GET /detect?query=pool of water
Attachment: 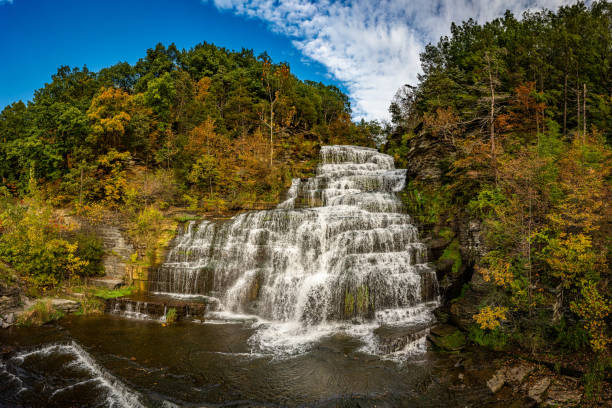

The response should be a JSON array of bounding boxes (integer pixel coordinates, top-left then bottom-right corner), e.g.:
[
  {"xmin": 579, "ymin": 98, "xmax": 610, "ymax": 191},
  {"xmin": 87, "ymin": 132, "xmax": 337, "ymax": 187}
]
[{"xmin": 0, "ymin": 315, "xmax": 508, "ymax": 407}]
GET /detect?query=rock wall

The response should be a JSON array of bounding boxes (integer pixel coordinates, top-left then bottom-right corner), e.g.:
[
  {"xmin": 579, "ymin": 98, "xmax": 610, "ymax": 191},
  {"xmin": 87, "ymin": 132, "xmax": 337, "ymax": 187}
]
[{"xmin": 96, "ymin": 225, "xmax": 134, "ymax": 281}]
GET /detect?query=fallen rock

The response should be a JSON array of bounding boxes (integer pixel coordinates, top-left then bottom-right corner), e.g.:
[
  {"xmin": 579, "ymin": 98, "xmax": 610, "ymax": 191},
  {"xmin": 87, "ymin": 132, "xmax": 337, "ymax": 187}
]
[
  {"xmin": 545, "ymin": 383, "xmax": 582, "ymax": 406},
  {"xmin": 505, "ymin": 364, "xmax": 534, "ymax": 383},
  {"xmin": 487, "ymin": 369, "xmax": 507, "ymax": 393},
  {"xmin": 528, "ymin": 377, "xmax": 551, "ymax": 403}
]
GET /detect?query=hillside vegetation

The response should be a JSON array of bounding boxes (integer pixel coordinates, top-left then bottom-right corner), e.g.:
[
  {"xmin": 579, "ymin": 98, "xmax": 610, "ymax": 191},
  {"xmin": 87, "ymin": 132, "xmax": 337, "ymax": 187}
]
[
  {"xmin": 383, "ymin": 1, "xmax": 610, "ymax": 394},
  {"xmin": 0, "ymin": 43, "xmax": 377, "ymax": 292}
]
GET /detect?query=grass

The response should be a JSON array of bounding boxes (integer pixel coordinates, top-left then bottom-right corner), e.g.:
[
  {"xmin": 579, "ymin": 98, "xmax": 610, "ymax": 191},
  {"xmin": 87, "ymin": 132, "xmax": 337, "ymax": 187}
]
[
  {"xmin": 164, "ymin": 307, "xmax": 177, "ymax": 324},
  {"xmin": 74, "ymin": 296, "xmax": 105, "ymax": 315},
  {"xmin": 93, "ymin": 286, "xmax": 135, "ymax": 299},
  {"xmin": 17, "ymin": 300, "xmax": 64, "ymax": 326},
  {"xmin": 173, "ymin": 214, "xmax": 199, "ymax": 223}
]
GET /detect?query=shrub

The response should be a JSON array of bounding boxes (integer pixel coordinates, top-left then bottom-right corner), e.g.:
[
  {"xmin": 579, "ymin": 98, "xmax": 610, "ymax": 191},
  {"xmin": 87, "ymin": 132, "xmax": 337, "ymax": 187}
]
[
  {"xmin": 75, "ymin": 233, "xmax": 105, "ymax": 277},
  {"xmin": 17, "ymin": 300, "xmax": 64, "ymax": 326}
]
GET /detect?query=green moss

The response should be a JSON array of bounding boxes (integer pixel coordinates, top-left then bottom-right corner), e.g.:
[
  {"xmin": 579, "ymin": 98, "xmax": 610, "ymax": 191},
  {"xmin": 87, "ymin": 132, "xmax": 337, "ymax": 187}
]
[
  {"xmin": 438, "ymin": 227, "xmax": 455, "ymax": 241},
  {"xmin": 93, "ymin": 286, "xmax": 134, "ymax": 299},
  {"xmin": 344, "ymin": 291, "xmax": 355, "ymax": 316},
  {"xmin": 435, "ymin": 330, "xmax": 467, "ymax": 351},
  {"xmin": 440, "ymin": 239, "xmax": 462, "ymax": 275}
]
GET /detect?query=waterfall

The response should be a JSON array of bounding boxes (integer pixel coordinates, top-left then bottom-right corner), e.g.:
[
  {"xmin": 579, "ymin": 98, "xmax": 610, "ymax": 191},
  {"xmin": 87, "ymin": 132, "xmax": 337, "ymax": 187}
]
[{"xmin": 150, "ymin": 145, "xmax": 438, "ymax": 353}]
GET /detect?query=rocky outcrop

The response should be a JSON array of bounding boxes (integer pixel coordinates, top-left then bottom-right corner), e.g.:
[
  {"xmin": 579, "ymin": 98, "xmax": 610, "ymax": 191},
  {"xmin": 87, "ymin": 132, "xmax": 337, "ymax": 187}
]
[
  {"xmin": 0, "ymin": 281, "xmax": 22, "ymax": 328},
  {"xmin": 96, "ymin": 225, "xmax": 133, "ymax": 281},
  {"xmin": 427, "ymin": 324, "xmax": 467, "ymax": 351}
]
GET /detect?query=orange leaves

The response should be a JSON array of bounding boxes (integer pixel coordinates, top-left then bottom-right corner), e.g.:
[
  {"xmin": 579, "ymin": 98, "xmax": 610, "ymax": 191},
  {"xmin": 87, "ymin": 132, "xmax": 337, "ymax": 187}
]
[
  {"xmin": 195, "ymin": 77, "xmax": 211, "ymax": 102},
  {"xmin": 496, "ymin": 81, "xmax": 546, "ymax": 135}
]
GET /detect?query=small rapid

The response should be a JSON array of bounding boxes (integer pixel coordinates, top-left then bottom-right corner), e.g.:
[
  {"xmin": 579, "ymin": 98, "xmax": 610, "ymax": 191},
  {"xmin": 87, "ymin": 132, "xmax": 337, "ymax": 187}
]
[{"xmin": 0, "ymin": 341, "xmax": 143, "ymax": 407}]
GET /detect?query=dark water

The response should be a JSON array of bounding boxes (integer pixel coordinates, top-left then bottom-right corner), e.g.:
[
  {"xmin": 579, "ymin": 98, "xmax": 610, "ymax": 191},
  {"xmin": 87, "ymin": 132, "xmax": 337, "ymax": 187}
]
[{"xmin": 0, "ymin": 315, "xmax": 513, "ymax": 408}]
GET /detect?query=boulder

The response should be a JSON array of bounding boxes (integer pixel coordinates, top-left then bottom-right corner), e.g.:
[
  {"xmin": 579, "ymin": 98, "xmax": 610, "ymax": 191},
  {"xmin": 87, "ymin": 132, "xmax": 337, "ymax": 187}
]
[
  {"xmin": 545, "ymin": 383, "xmax": 582, "ymax": 406},
  {"xmin": 49, "ymin": 299, "xmax": 81, "ymax": 313},
  {"xmin": 528, "ymin": 377, "xmax": 551, "ymax": 403},
  {"xmin": 505, "ymin": 364, "xmax": 534, "ymax": 383},
  {"xmin": 487, "ymin": 363, "xmax": 534, "ymax": 394},
  {"xmin": 89, "ymin": 278, "xmax": 124, "ymax": 289}
]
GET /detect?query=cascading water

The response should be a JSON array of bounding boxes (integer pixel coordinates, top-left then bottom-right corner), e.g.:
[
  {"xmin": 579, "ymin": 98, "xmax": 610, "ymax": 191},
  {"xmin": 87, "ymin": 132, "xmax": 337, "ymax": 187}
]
[{"xmin": 150, "ymin": 145, "xmax": 439, "ymax": 355}]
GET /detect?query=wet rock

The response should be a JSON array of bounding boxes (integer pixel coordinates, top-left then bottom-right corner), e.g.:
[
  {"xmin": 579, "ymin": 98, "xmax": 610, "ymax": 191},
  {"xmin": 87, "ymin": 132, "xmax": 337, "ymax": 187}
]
[
  {"xmin": 528, "ymin": 377, "xmax": 551, "ymax": 402},
  {"xmin": 373, "ymin": 324, "xmax": 430, "ymax": 354},
  {"xmin": 427, "ymin": 324, "xmax": 466, "ymax": 351}
]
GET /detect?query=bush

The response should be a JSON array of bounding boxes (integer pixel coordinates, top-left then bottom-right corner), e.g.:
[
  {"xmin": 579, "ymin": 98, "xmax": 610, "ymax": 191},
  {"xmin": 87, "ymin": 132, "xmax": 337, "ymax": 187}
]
[{"xmin": 75, "ymin": 233, "xmax": 105, "ymax": 277}]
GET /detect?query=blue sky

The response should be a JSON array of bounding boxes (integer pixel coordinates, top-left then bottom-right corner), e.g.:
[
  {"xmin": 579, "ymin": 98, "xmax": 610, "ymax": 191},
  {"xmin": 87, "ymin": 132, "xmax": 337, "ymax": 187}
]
[
  {"xmin": 0, "ymin": 0, "xmax": 340, "ymax": 110},
  {"xmin": 1, "ymin": 0, "xmax": 576, "ymax": 119}
]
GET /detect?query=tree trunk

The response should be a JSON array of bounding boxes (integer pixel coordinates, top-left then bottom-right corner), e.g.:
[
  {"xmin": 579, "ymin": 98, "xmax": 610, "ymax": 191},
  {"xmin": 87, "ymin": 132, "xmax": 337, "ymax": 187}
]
[
  {"xmin": 583, "ymin": 83, "xmax": 587, "ymax": 141},
  {"xmin": 563, "ymin": 74, "xmax": 568, "ymax": 137},
  {"xmin": 485, "ymin": 52, "xmax": 497, "ymax": 183},
  {"xmin": 577, "ymin": 87, "xmax": 580, "ymax": 139}
]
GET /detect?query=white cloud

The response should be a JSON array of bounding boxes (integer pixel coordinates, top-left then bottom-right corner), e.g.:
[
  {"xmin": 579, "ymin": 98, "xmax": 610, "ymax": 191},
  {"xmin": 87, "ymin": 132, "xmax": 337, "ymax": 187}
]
[
  {"xmin": 0, "ymin": 0, "xmax": 14, "ymax": 4},
  {"xmin": 206, "ymin": 0, "xmax": 577, "ymax": 120}
]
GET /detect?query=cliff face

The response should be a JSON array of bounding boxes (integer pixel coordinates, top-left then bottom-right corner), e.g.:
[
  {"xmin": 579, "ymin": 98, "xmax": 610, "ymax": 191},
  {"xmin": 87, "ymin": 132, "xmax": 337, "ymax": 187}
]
[{"xmin": 392, "ymin": 134, "xmax": 490, "ymax": 328}]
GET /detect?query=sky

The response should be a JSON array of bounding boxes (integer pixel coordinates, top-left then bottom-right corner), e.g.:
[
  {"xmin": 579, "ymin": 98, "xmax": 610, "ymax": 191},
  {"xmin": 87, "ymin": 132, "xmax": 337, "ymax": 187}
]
[{"xmin": 1, "ymin": 0, "xmax": 579, "ymax": 120}]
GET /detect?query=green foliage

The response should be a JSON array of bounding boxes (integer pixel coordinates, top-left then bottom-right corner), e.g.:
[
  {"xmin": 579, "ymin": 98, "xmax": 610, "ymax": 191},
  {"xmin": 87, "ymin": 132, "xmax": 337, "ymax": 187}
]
[
  {"xmin": 0, "ymin": 199, "xmax": 88, "ymax": 290},
  {"xmin": 17, "ymin": 300, "xmax": 64, "ymax": 326},
  {"xmin": 400, "ymin": 181, "xmax": 450, "ymax": 225},
  {"xmin": 583, "ymin": 356, "xmax": 612, "ymax": 402},
  {"xmin": 552, "ymin": 318, "xmax": 589, "ymax": 353},
  {"xmin": 0, "ymin": 42, "xmax": 377, "ymax": 209},
  {"xmin": 93, "ymin": 286, "xmax": 134, "ymax": 299},
  {"xmin": 467, "ymin": 325, "xmax": 509, "ymax": 351}
]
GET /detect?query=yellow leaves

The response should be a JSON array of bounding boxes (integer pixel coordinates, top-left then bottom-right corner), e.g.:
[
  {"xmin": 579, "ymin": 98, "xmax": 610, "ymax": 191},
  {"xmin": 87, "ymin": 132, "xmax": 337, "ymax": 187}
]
[
  {"xmin": 87, "ymin": 87, "xmax": 135, "ymax": 146},
  {"xmin": 473, "ymin": 306, "xmax": 508, "ymax": 330},
  {"xmin": 570, "ymin": 281, "xmax": 611, "ymax": 353},
  {"xmin": 542, "ymin": 232, "xmax": 602, "ymax": 289},
  {"xmin": 195, "ymin": 77, "xmax": 211, "ymax": 102},
  {"xmin": 477, "ymin": 252, "xmax": 513, "ymax": 287}
]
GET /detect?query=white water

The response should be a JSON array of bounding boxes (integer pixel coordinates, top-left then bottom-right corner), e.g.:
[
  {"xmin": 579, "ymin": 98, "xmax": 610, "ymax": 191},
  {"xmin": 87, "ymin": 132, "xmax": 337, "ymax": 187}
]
[
  {"xmin": 150, "ymin": 145, "xmax": 439, "ymax": 355},
  {"xmin": 5, "ymin": 341, "xmax": 143, "ymax": 408}
]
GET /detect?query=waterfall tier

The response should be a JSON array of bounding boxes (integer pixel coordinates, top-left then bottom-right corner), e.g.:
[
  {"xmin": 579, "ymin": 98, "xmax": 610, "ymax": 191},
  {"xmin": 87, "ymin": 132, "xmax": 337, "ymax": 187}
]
[{"xmin": 149, "ymin": 145, "xmax": 438, "ymax": 353}]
